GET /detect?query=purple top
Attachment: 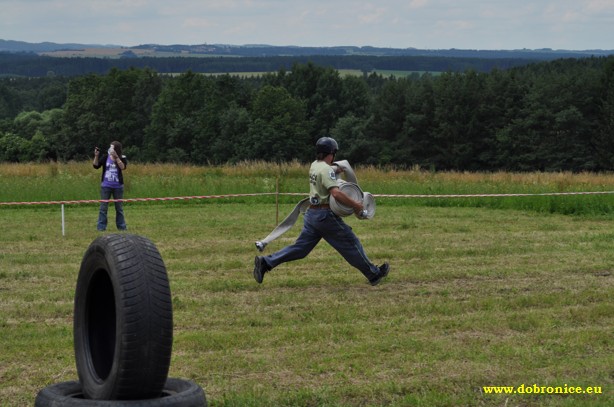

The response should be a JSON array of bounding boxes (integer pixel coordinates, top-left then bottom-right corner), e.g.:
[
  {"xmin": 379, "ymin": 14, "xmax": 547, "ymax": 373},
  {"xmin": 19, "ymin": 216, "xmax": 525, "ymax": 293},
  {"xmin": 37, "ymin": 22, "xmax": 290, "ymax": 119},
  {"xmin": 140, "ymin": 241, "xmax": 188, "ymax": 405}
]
[{"xmin": 101, "ymin": 156, "xmax": 122, "ymax": 188}]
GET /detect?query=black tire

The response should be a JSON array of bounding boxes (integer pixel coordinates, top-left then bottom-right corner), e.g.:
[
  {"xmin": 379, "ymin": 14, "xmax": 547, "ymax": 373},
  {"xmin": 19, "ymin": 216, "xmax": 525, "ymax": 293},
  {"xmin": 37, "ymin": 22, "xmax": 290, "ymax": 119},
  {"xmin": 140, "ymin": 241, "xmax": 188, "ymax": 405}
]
[
  {"xmin": 34, "ymin": 378, "xmax": 207, "ymax": 406},
  {"xmin": 74, "ymin": 234, "xmax": 173, "ymax": 400}
]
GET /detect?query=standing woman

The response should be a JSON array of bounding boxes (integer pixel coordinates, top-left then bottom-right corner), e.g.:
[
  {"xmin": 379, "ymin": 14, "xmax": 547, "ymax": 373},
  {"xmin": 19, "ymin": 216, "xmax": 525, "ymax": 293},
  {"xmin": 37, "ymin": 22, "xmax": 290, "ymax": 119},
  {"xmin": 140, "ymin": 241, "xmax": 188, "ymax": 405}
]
[{"xmin": 93, "ymin": 141, "xmax": 128, "ymax": 231}]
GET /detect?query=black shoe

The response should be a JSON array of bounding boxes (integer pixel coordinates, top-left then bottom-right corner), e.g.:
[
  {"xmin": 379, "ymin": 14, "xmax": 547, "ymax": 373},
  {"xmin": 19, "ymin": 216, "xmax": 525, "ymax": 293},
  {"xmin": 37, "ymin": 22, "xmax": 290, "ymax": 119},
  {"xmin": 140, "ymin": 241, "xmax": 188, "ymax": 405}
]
[
  {"xmin": 254, "ymin": 256, "xmax": 270, "ymax": 284},
  {"xmin": 369, "ymin": 262, "xmax": 390, "ymax": 286}
]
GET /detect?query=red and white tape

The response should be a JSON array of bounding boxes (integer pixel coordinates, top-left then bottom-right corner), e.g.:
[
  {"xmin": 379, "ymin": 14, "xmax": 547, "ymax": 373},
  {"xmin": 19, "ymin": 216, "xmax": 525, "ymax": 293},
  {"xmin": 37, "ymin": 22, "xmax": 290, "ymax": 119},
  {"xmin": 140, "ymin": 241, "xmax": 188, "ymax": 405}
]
[
  {"xmin": 0, "ymin": 192, "xmax": 280, "ymax": 206},
  {"xmin": 2, "ymin": 190, "xmax": 614, "ymax": 207},
  {"xmin": 374, "ymin": 191, "xmax": 614, "ymax": 198}
]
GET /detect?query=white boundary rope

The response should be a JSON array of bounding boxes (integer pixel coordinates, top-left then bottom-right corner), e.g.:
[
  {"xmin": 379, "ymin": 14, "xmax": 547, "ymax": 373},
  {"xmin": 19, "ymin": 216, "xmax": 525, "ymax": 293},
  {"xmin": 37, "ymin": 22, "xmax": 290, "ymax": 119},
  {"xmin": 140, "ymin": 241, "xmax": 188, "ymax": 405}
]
[
  {"xmin": 2, "ymin": 190, "xmax": 614, "ymax": 207},
  {"xmin": 374, "ymin": 191, "xmax": 614, "ymax": 198},
  {"xmin": 3, "ymin": 190, "xmax": 614, "ymax": 237},
  {"xmin": 0, "ymin": 192, "xmax": 279, "ymax": 206},
  {"xmin": 0, "ymin": 193, "xmax": 280, "ymax": 236}
]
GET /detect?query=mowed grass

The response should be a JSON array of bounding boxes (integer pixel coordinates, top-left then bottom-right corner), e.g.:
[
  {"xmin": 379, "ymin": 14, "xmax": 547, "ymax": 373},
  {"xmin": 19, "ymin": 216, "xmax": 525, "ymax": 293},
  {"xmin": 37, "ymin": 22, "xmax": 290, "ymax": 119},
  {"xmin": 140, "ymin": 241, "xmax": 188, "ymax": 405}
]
[{"xmin": 0, "ymin": 163, "xmax": 613, "ymax": 406}]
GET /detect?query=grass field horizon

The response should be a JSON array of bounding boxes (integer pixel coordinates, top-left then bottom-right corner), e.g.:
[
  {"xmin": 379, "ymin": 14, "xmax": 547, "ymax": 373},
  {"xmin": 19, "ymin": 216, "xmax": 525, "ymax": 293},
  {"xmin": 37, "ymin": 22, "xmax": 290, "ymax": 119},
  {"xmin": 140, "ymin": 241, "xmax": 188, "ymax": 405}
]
[{"xmin": 1, "ymin": 162, "xmax": 612, "ymax": 406}]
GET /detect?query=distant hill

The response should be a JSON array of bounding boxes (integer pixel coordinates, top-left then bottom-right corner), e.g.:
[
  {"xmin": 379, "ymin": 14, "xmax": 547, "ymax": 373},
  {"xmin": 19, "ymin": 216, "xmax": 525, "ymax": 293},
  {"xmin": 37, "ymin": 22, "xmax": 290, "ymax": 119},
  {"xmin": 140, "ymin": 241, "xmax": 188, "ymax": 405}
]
[
  {"xmin": 2, "ymin": 39, "xmax": 613, "ymax": 60},
  {"xmin": 0, "ymin": 39, "xmax": 120, "ymax": 53},
  {"xmin": 2, "ymin": 39, "xmax": 614, "ymax": 78}
]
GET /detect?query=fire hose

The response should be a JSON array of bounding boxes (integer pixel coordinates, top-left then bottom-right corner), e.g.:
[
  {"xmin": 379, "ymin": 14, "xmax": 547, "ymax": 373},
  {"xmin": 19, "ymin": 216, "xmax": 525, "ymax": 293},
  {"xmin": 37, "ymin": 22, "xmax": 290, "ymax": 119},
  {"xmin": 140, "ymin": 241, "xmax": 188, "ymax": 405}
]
[{"xmin": 255, "ymin": 160, "xmax": 375, "ymax": 252}]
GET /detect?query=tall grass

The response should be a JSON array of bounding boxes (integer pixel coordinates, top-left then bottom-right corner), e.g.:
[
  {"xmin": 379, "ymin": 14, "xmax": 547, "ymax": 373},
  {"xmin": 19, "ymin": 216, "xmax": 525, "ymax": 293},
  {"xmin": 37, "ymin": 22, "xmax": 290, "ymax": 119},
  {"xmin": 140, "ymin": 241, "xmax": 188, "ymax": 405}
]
[{"xmin": 2, "ymin": 162, "xmax": 614, "ymax": 216}]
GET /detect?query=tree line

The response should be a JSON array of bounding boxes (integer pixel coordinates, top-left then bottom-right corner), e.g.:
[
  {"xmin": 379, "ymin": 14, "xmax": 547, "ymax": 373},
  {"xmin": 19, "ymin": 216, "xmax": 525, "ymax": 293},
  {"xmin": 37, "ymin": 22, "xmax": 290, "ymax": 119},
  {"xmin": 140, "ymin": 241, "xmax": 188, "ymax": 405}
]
[
  {"xmin": 0, "ymin": 52, "xmax": 537, "ymax": 77},
  {"xmin": 1, "ymin": 56, "xmax": 614, "ymax": 171}
]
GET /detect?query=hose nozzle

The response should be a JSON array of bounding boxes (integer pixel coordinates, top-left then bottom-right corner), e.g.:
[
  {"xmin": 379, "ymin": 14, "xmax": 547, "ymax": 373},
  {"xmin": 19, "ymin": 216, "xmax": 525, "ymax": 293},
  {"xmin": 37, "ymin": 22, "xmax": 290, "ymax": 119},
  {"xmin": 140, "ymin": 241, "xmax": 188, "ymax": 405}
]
[{"xmin": 255, "ymin": 241, "xmax": 266, "ymax": 252}]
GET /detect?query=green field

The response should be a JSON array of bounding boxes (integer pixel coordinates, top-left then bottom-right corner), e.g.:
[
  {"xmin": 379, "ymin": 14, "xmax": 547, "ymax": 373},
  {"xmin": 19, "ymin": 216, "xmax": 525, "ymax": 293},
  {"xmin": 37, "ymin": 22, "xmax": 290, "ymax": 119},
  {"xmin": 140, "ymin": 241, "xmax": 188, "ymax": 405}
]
[
  {"xmin": 0, "ymin": 163, "xmax": 612, "ymax": 406},
  {"xmin": 335, "ymin": 69, "xmax": 416, "ymax": 77}
]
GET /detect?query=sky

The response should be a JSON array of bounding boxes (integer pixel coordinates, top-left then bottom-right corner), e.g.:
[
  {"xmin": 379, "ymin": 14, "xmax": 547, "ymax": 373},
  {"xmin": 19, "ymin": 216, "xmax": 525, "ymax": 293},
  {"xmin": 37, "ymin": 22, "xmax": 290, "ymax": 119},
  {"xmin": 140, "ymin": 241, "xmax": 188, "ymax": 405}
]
[{"xmin": 1, "ymin": 0, "xmax": 613, "ymax": 50}]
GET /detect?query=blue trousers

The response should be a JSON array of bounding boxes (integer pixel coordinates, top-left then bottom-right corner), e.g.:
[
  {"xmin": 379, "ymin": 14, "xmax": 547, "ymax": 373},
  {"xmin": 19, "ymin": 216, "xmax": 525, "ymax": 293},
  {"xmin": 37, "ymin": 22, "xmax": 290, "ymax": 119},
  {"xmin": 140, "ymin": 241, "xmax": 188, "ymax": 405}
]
[
  {"xmin": 97, "ymin": 186, "xmax": 127, "ymax": 231},
  {"xmin": 264, "ymin": 208, "xmax": 379, "ymax": 280}
]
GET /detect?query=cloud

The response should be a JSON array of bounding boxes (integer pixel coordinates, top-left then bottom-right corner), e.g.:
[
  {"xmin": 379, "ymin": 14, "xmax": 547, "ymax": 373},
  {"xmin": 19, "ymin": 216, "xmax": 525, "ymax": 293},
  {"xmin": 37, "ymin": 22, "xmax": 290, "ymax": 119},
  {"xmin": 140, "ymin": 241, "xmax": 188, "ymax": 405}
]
[
  {"xmin": 182, "ymin": 17, "xmax": 217, "ymax": 29},
  {"xmin": 585, "ymin": 0, "xmax": 614, "ymax": 12},
  {"xmin": 357, "ymin": 4, "xmax": 388, "ymax": 25},
  {"xmin": 0, "ymin": 0, "xmax": 612, "ymax": 49},
  {"xmin": 409, "ymin": 0, "xmax": 429, "ymax": 9}
]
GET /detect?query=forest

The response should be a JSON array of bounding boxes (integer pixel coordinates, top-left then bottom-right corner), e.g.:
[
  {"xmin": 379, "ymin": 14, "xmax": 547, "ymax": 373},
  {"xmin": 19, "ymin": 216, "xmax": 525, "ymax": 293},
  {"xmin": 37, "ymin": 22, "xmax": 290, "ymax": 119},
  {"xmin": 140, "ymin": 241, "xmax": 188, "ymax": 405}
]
[
  {"xmin": 0, "ymin": 52, "xmax": 538, "ymax": 77},
  {"xmin": 1, "ymin": 55, "xmax": 614, "ymax": 171}
]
